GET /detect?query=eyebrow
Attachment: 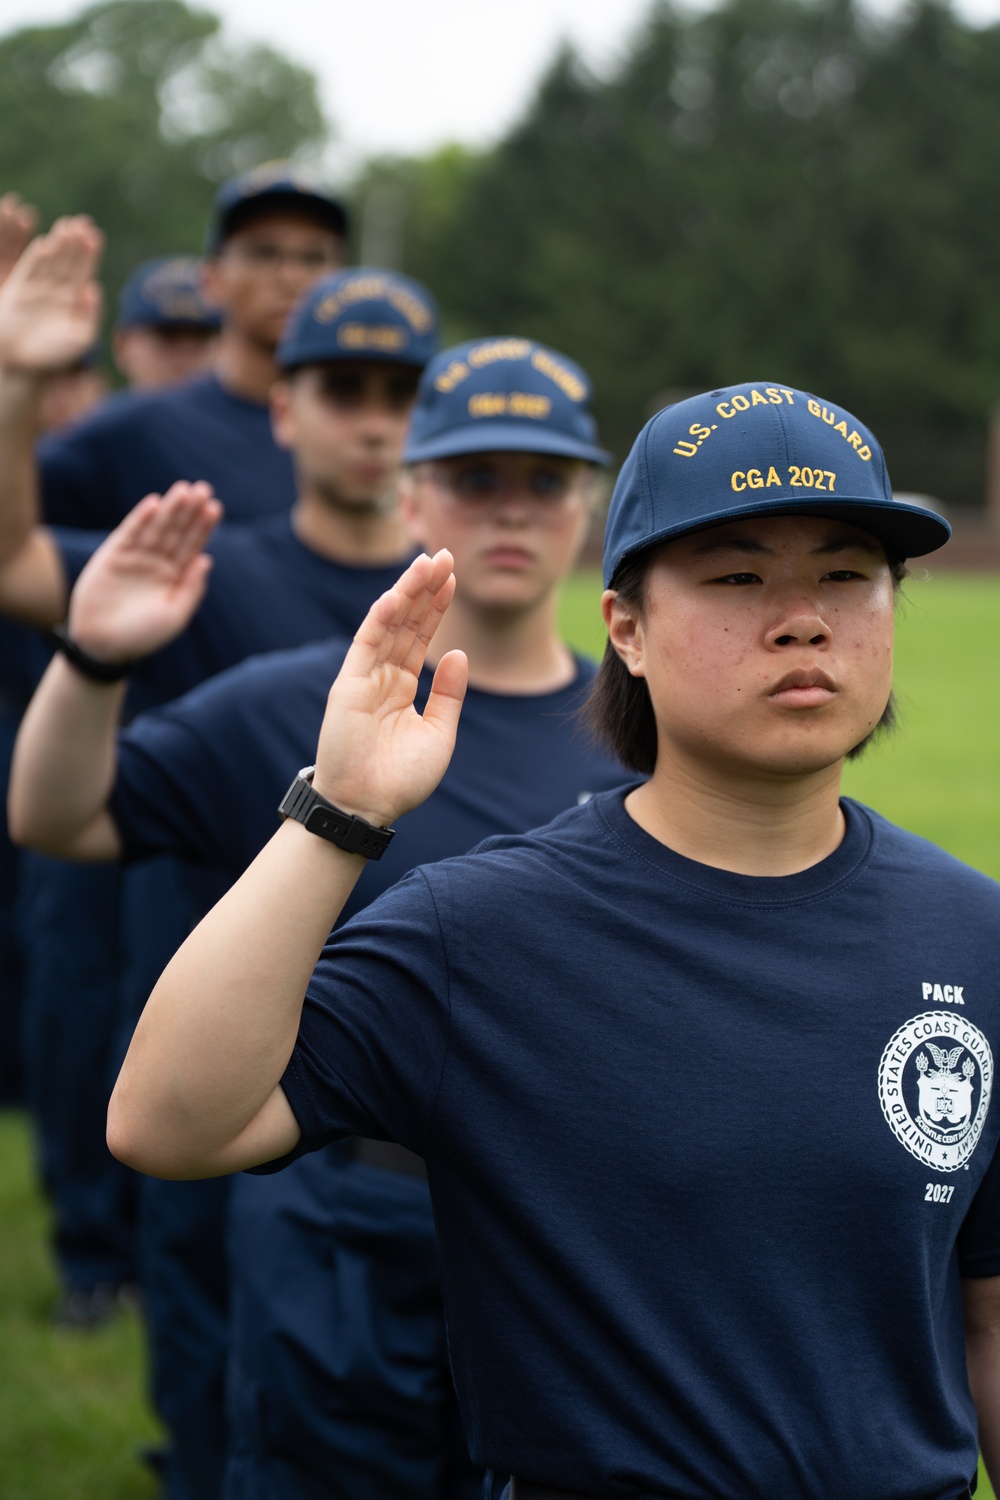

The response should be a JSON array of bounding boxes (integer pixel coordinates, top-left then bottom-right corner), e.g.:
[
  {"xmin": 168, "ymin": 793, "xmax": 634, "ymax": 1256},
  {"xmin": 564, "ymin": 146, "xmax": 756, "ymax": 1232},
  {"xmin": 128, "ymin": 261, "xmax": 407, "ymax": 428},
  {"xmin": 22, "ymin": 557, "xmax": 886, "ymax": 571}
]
[{"xmin": 691, "ymin": 534, "xmax": 883, "ymax": 559}]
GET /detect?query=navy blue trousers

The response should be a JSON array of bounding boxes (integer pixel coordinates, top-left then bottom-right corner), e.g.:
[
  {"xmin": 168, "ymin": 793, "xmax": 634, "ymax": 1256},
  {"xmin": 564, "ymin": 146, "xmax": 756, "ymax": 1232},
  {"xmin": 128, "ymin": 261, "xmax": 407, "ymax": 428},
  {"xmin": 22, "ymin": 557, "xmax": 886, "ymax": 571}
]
[
  {"xmin": 19, "ymin": 852, "xmax": 137, "ymax": 1290},
  {"xmin": 225, "ymin": 1148, "xmax": 483, "ymax": 1500}
]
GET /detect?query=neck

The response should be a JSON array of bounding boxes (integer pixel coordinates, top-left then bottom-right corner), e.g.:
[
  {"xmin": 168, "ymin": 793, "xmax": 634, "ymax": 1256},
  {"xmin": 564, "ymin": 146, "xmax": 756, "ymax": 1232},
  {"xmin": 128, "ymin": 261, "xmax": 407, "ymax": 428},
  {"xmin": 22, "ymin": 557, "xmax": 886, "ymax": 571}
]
[
  {"xmin": 626, "ymin": 749, "xmax": 845, "ymax": 877},
  {"xmin": 291, "ymin": 487, "xmax": 412, "ymax": 565},
  {"xmin": 212, "ymin": 326, "xmax": 279, "ymax": 405},
  {"xmin": 428, "ymin": 592, "xmax": 576, "ymax": 694}
]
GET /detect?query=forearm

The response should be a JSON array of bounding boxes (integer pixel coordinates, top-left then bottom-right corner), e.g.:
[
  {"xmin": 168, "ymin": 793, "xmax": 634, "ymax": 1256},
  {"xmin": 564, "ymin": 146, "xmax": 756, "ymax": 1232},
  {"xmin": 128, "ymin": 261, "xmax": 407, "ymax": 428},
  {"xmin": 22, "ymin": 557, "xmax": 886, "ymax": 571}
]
[
  {"xmin": 0, "ymin": 367, "xmax": 43, "ymax": 562},
  {"xmin": 107, "ymin": 818, "xmax": 366, "ymax": 1178},
  {"xmin": 8, "ymin": 655, "xmax": 124, "ymax": 857}
]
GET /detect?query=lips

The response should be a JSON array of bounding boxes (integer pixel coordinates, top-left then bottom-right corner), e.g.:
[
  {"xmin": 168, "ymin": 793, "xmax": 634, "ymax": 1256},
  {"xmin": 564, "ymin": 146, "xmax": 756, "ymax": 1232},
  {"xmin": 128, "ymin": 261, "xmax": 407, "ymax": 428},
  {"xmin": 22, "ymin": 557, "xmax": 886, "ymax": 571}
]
[
  {"xmin": 767, "ymin": 668, "xmax": 837, "ymax": 708},
  {"xmin": 483, "ymin": 546, "xmax": 535, "ymax": 569}
]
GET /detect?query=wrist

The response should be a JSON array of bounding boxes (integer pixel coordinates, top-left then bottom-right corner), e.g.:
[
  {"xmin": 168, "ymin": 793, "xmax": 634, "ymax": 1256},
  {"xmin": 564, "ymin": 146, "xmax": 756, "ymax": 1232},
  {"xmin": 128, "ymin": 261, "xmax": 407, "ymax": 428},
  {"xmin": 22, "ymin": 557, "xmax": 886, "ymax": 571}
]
[
  {"xmin": 50, "ymin": 624, "xmax": 132, "ymax": 684},
  {"xmin": 278, "ymin": 768, "xmax": 396, "ymax": 861}
]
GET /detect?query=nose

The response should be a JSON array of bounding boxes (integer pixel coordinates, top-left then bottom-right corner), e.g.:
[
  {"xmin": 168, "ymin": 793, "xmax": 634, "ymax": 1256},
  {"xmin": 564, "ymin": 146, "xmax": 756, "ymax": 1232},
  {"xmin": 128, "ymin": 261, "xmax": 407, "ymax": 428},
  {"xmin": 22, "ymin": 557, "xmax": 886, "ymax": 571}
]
[
  {"xmin": 765, "ymin": 602, "xmax": 830, "ymax": 650},
  {"xmin": 490, "ymin": 484, "xmax": 535, "ymax": 524}
]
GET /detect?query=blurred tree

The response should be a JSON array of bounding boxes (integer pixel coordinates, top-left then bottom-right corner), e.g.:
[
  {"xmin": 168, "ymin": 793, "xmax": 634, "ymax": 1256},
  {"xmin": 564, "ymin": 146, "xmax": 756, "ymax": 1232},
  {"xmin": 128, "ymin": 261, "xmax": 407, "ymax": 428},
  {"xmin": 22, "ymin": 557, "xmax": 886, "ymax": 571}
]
[
  {"xmin": 354, "ymin": 0, "xmax": 1000, "ymax": 505},
  {"xmin": 0, "ymin": 0, "xmax": 328, "ymax": 336}
]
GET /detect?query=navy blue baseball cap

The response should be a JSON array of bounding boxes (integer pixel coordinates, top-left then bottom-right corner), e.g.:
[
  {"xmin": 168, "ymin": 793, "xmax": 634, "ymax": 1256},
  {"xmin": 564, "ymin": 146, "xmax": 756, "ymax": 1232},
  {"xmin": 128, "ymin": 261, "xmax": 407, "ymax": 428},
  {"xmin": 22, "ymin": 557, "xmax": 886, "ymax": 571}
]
[
  {"xmin": 116, "ymin": 256, "xmax": 221, "ymax": 331},
  {"xmin": 603, "ymin": 381, "xmax": 950, "ymax": 583},
  {"xmin": 277, "ymin": 268, "xmax": 439, "ymax": 371},
  {"xmin": 404, "ymin": 337, "xmax": 611, "ymax": 465},
  {"xmin": 207, "ymin": 161, "xmax": 348, "ymax": 251}
]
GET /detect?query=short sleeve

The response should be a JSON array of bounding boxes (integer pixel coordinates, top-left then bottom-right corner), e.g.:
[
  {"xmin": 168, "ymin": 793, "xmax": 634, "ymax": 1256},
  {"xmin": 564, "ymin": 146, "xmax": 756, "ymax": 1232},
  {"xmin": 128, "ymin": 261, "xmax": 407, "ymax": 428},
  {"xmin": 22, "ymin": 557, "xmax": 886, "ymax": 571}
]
[
  {"xmin": 959, "ymin": 1138, "xmax": 1000, "ymax": 1277},
  {"xmin": 111, "ymin": 710, "xmax": 240, "ymax": 870},
  {"xmin": 261, "ymin": 869, "xmax": 452, "ymax": 1169}
]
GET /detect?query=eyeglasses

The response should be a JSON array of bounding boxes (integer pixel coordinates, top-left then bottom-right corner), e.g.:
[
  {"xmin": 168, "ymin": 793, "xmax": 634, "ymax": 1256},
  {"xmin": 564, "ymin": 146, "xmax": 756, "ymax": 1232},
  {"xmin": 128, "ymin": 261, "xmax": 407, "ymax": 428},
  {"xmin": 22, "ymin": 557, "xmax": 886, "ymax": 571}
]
[
  {"xmin": 221, "ymin": 244, "xmax": 341, "ymax": 273},
  {"xmin": 423, "ymin": 461, "xmax": 586, "ymax": 519}
]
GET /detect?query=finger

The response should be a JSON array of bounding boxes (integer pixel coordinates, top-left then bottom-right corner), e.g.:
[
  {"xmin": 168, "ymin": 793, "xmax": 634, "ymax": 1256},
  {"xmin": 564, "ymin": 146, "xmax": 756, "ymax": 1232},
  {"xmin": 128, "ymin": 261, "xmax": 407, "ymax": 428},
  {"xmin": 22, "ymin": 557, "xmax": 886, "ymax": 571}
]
[
  {"xmin": 163, "ymin": 493, "xmax": 221, "ymax": 570},
  {"xmin": 144, "ymin": 483, "xmax": 217, "ymax": 562},
  {"xmin": 49, "ymin": 219, "xmax": 100, "ymax": 286},
  {"xmin": 420, "ymin": 649, "xmax": 468, "ymax": 744},
  {"xmin": 375, "ymin": 549, "xmax": 457, "ymax": 673},
  {"xmin": 397, "ymin": 570, "xmax": 457, "ymax": 680},
  {"xmin": 27, "ymin": 218, "xmax": 98, "ymax": 288},
  {"xmin": 347, "ymin": 553, "xmax": 439, "ymax": 676},
  {"xmin": 111, "ymin": 493, "xmax": 164, "ymax": 550},
  {"xmin": 173, "ymin": 552, "xmax": 214, "ymax": 609}
]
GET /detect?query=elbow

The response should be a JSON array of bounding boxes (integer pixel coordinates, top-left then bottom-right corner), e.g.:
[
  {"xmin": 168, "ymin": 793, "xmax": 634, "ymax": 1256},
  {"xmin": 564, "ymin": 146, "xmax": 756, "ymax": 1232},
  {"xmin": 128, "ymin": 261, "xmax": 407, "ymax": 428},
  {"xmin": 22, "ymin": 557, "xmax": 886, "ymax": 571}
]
[
  {"xmin": 106, "ymin": 1088, "xmax": 153, "ymax": 1174},
  {"xmin": 106, "ymin": 1079, "xmax": 219, "ymax": 1181},
  {"xmin": 106, "ymin": 1085, "xmax": 181, "ymax": 1178},
  {"xmin": 5, "ymin": 791, "xmax": 43, "ymax": 851},
  {"xmin": 6, "ymin": 806, "xmax": 70, "ymax": 857}
]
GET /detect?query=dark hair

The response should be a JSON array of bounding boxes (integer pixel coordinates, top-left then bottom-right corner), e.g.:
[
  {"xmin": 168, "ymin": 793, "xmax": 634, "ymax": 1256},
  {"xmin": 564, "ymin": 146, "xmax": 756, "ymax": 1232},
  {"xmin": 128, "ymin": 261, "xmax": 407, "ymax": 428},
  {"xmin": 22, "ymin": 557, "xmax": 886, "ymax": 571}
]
[{"xmin": 584, "ymin": 542, "xmax": 907, "ymax": 775}]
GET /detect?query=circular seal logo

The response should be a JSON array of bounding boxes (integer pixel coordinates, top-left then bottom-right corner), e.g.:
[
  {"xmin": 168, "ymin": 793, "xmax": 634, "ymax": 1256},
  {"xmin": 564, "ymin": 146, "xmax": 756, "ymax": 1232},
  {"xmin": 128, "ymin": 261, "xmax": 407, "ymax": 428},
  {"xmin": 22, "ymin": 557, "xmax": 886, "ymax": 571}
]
[{"xmin": 879, "ymin": 1012, "xmax": 993, "ymax": 1172}]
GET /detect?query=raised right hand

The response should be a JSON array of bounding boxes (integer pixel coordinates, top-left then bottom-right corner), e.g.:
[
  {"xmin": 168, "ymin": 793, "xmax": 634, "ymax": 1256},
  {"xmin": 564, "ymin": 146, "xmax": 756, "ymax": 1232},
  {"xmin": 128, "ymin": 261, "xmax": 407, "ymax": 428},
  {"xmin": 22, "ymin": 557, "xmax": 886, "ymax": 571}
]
[
  {"xmin": 0, "ymin": 215, "xmax": 102, "ymax": 372},
  {"xmin": 312, "ymin": 550, "xmax": 468, "ymax": 829},
  {"xmin": 67, "ymin": 482, "xmax": 223, "ymax": 665}
]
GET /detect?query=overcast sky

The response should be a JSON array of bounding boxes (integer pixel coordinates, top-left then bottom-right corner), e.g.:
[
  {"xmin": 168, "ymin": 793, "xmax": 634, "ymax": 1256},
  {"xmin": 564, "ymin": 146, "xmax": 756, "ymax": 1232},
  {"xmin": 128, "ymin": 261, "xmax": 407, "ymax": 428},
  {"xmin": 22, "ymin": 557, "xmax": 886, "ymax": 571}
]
[{"xmin": 2, "ymin": 0, "xmax": 999, "ymax": 174}]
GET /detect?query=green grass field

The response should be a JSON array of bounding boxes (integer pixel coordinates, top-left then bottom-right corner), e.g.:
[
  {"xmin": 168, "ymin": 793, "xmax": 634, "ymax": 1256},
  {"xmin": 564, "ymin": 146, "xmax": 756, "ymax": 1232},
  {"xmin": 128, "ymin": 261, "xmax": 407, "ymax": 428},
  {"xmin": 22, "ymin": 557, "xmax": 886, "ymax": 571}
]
[{"xmin": 1, "ymin": 568, "xmax": 998, "ymax": 1497}]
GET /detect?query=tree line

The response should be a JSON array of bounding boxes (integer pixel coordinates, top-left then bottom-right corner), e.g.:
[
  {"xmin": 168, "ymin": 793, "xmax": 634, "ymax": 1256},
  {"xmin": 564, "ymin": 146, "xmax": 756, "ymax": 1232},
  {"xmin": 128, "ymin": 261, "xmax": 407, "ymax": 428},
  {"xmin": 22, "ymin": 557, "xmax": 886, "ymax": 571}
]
[{"xmin": 3, "ymin": 0, "xmax": 1000, "ymax": 506}]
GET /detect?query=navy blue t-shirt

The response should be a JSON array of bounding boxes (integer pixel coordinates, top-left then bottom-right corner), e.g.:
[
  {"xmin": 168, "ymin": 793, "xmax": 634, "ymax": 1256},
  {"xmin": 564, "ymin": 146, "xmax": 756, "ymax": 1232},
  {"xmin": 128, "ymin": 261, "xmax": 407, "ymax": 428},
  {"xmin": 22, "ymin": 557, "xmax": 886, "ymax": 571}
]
[
  {"xmin": 55, "ymin": 518, "xmax": 410, "ymax": 713},
  {"xmin": 272, "ymin": 791, "xmax": 1000, "ymax": 1499},
  {"xmin": 109, "ymin": 640, "xmax": 625, "ymax": 919},
  {"xmin": 39, "ymin": 374, "xmax": 295, "ymax": 530}
]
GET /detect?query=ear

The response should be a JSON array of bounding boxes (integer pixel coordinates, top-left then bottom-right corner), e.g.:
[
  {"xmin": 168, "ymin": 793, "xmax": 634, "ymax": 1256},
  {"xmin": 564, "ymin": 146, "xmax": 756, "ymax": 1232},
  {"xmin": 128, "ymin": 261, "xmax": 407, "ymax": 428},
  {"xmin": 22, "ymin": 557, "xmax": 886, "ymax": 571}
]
[
  {"xmin": 396, "ymin": 472, "xmax": 426, "ymax": 548},
  {"xmin": 269, "ymin": 380, "xmax": 295, "ymax": 450},
  {"xmin": 602, "ymin": 589, "xmax": 647, "ymax": 678},
  {"xmin": 199, "ymin": 257, "xmax": 223, "ymax": 311}
]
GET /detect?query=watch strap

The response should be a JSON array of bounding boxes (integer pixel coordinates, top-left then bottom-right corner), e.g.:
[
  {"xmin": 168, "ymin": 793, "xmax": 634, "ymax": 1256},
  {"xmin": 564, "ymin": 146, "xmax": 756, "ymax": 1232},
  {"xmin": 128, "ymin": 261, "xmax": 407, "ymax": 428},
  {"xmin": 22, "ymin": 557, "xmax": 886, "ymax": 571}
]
[
  {"xmin": 49, "ymin": 624, "xmax": 132, "ymax": 683},
  {"xmin": 278, "ymin": 768, "xmax": 394, "ymax": 860}
]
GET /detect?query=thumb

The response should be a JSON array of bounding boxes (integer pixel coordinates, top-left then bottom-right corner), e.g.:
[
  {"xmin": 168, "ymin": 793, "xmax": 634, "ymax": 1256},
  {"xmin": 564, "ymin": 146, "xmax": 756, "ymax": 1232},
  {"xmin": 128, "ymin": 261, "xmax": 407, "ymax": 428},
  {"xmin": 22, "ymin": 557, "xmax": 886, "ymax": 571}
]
[{"xmin": 420, "ymin": 650, "xmax": 468, "ymax": 744}]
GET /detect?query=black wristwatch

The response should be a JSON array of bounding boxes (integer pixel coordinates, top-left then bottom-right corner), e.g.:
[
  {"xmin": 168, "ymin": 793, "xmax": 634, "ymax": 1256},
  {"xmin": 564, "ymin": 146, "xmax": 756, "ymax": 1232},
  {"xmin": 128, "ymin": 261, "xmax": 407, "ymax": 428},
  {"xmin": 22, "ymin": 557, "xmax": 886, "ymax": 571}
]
[{"xmin": 277, "ymin": 767, "xmax": 395, "ymax": 860}]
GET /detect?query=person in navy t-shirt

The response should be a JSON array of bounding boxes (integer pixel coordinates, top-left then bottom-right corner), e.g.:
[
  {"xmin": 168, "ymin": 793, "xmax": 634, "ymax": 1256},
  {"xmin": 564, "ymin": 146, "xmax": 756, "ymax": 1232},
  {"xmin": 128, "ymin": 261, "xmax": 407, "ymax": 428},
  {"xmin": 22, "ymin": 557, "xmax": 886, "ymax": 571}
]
[
  {"xmin": 100, "ymin": 383, "xmax": 1000, "ymax": 1500},
  {"xmin": 0, "ymin": 259, "xmax": 440, "ymax": 1498},
  {"xmin": 10, "ymin": 337, "xmax": 622, "ymax": 1499},
  {"xmin": 0, "ymin": 163, "xmax": 348, "ymax": 533}
]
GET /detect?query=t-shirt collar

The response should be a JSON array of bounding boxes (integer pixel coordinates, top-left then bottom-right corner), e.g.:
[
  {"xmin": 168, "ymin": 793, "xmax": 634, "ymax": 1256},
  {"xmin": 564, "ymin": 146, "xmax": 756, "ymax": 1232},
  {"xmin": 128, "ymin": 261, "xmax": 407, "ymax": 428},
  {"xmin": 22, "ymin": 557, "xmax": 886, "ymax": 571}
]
[{"xmin": 594, "ymin": 787, "xmax": 875, "ymax": 908}]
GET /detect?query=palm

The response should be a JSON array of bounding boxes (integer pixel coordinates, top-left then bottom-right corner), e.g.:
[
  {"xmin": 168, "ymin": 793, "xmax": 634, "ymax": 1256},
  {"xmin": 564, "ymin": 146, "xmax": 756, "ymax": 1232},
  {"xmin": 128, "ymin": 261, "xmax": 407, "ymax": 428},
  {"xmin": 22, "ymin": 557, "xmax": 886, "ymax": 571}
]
[
  {"xmin": 0, "ymin": 217, "xmax": 102, "ymax": 372},
  {"xmin": 67, "ymin": 485, "xmax": 222, "ymax": 665},
  {"xmin": 313, "ymin": 552, "xmax": 468, "ymax": 828}
]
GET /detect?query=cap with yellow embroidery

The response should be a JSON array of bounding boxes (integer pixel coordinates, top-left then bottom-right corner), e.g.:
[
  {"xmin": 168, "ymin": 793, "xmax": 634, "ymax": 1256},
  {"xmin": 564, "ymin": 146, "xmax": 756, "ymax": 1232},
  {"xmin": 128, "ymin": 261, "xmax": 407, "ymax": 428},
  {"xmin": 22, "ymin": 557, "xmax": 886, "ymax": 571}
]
[
  {"xmin": 277, "ymin": 268, "xmax": 439, "ymax": 371},
  {"xmin": 117, "ymin": 256, "xmax": 221, "ymax": 331},
  {"xmin": 404, "ymin": 337, "xmax": 611, "ymax": 465},
  {"xmin": 602, "ymin": 380, "xmax": 950, "ymax": 584},
  {"xmin": 208, "ymin": 160, "xmax": 348, "ymax": 251}
]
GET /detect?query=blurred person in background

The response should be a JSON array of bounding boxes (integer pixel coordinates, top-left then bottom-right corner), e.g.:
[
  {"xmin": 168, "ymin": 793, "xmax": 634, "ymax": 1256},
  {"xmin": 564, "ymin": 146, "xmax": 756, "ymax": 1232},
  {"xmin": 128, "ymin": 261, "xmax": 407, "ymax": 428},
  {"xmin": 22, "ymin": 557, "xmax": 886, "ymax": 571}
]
[
  {"xmin": 111, "ymin": 255, "xmax": 220, "ymax": 391},
  {"xmin": 0, "ymin": 241, "xmax": 437, "ymax": 1499}
]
